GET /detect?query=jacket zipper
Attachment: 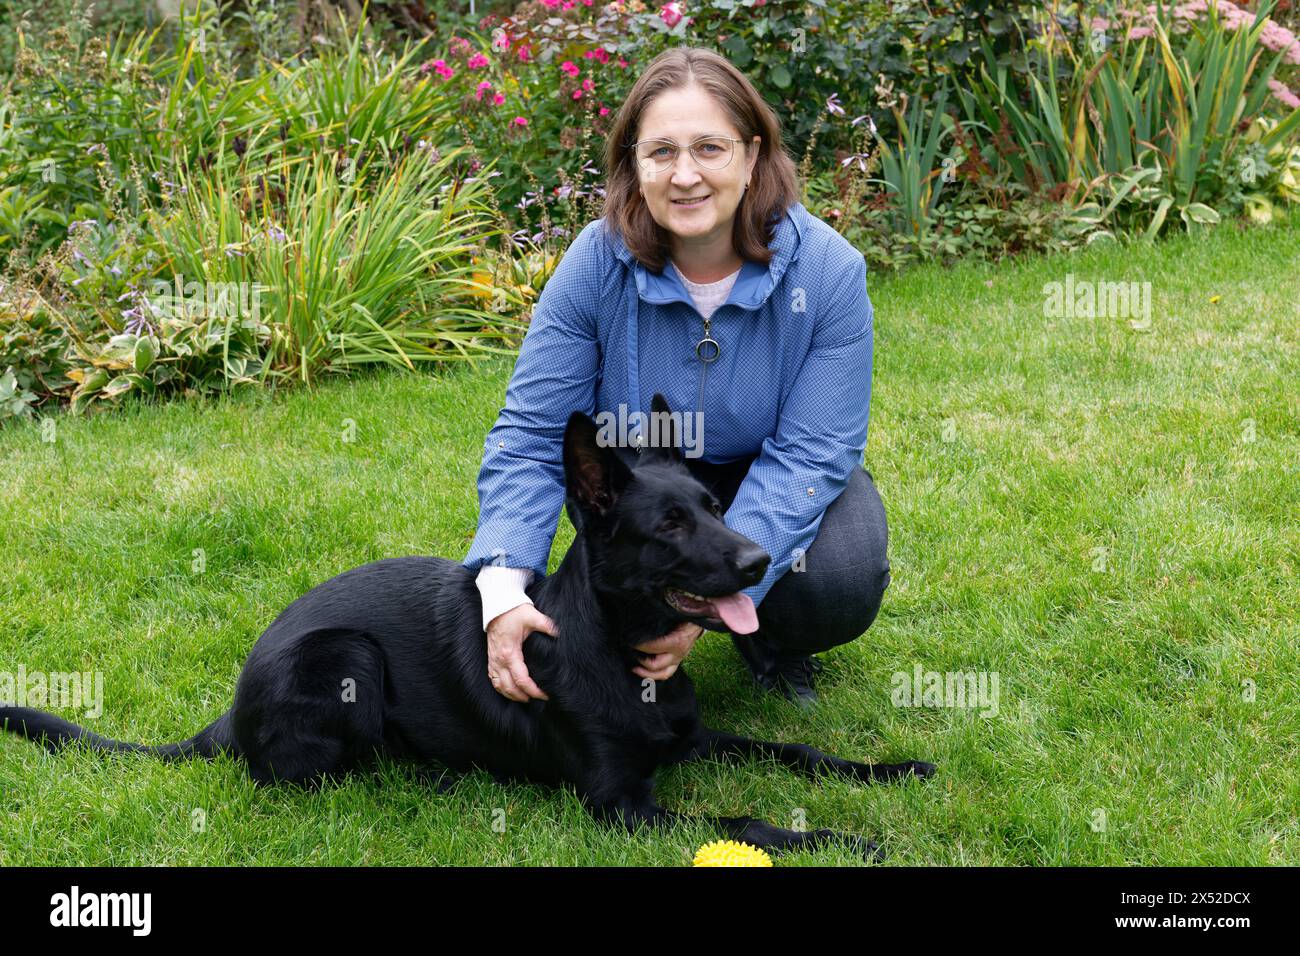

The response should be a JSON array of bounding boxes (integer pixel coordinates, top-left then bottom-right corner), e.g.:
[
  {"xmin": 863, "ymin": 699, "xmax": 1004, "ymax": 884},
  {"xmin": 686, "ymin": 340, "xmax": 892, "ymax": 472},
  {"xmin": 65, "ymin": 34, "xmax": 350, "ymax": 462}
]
[{"xmin": 696, "ymin": 310, "xmax": 713, "ymax": 414}]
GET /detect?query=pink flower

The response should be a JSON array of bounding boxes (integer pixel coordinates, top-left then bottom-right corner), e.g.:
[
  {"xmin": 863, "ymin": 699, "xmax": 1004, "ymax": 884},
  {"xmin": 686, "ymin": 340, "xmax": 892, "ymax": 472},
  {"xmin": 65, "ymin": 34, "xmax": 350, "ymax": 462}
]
[
  {"xmin": 560, "ymin": 60, "xmax": 581, "ymax": 77},
  {"xmin": 1138, "ymin": 1, "xmax": 1300, "ymax": 66},
  {"xmin": 660, "ymin": 3, "xmax": 684, "ymax": 29},
  {"xmin": 493, "ymin": 92, "xmax": 506, "ymax": 105},
  {"xmin": 1267, "ymin": 78, "xmax": 1300, "ymax": 110},
  {"xmin": 584, "ymin": 48, "xmax": 610, "ymax": 63},
  {"xmin": 617, "ymin": 57, "xmax": 629, "ymax": 68},
  {"xmin": 512, "ymin": 116, "xmax": 529, "ymax": 127},
  {"xmin": 599, "ymin": 105, "xmax": 610, "ymax": 116},
  {"xmin": 475, "ymin": 80, "xmax": 493, "ymax": 101},
  {"xmin": 467, "ymin": 53, "xmax": 490, "ymax": 69},
  {"xmin": 431, "ymin": 59, "xmax": 455, "ymax": 80},
  {"xmin": 493, "ymin": 32, "xmax": 511, "ymax": 51},
  {"xmin": 573, "ymin": 89, "xmax": 584, "ymax": 99},
  {"xmin": 1260, "ymin": 21, "xmax": 1300, "ymax": 65},
  {"xmin": 541, "ymin": 0, "xmax": 562, "ymax": 7},
  {"xmin": 517, "ymin": 45, "xmax": 532, "ymax": 62},
  {"xmin": 582, "ymin": 78, "xmax": 595, "ymax": 92},
  {"xmin": 449, "ymin": 37, "xmax": 471, "ymax": 55}
]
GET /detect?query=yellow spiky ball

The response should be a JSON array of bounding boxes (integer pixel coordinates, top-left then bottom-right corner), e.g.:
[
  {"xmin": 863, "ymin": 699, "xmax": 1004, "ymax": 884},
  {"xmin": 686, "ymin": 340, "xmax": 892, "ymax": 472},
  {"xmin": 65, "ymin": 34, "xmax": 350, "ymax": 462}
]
[{"xmin": 692, "ymin": 840, "xmax": 773, "ymax": 867}]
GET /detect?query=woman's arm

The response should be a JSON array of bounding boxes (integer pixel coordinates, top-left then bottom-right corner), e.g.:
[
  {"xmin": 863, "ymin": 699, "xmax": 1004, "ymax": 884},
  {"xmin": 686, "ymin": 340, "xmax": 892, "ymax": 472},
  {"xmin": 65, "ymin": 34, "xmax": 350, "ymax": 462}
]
[
  {"xmin": 462, "ymin": 222, "xmax": 606, "ymax": 580},
  {"xmin": 722, "ymin": 251, "xmax": 875, "ymax": 610},
  {"xmin": 475, "ymin": 565, "xmax": 535, "ymax": 632}
]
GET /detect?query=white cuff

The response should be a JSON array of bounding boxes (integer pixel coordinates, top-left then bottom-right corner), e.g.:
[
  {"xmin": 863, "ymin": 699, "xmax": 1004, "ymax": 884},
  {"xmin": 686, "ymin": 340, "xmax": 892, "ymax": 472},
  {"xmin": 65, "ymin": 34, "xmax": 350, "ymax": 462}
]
[{"xmin": 475, "ymin": 565, "xmax": 536, "ymax": 632}]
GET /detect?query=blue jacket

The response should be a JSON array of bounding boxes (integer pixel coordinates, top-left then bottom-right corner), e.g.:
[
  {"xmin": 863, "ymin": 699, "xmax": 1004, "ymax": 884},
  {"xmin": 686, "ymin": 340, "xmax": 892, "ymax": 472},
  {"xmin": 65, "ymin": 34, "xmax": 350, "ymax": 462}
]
[{"xmin": 462, "ymin": 200, "xmax": 875, "ymax": 609}]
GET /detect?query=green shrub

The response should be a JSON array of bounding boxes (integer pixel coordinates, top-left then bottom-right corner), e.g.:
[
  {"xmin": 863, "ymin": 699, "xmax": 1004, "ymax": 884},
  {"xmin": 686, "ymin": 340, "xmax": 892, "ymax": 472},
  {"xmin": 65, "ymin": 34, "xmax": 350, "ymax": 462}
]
[
  {"xmin": 953, "ymin": 1, "xmax": 1300, "ymax": 238},
  {"xmin": 51, "ymin": 143, "xmax": 511, "ymax": 413}
]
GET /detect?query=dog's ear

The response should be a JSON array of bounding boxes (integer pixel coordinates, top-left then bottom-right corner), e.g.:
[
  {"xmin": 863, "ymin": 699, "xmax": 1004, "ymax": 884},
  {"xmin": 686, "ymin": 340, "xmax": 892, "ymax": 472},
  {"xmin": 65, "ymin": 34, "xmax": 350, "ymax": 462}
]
[
  {"xmin": 642, "ymin": 392, "xmax": 683, "ymax": 465},
  {"xmin": 563, "ymin": 411, "xmax": 632, "ymax": 518}
]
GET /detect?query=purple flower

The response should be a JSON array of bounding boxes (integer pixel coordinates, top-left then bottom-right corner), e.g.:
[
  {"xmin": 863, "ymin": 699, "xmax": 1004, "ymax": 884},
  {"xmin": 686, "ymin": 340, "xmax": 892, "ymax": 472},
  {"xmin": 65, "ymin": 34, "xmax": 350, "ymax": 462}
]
[{"xmin": 122, "ymin": 308, "xmax": 157, "ymax": 336}]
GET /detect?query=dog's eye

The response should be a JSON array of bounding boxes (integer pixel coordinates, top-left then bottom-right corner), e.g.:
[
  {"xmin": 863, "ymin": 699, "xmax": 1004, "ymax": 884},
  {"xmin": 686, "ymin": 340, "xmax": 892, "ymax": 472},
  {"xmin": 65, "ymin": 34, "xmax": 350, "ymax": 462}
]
[
  {"xmin": 658, "ymin": 507, "xmax": 688, "ymax": 531},
  {"xmin": 703, "ymin": 496, "xmax": 722, "ymax": 518}
]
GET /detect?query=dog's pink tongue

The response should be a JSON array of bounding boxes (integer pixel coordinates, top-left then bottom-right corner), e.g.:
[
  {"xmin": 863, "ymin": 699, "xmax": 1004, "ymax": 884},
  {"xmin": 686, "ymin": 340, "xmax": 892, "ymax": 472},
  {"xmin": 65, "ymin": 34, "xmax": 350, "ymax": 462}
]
[{"xmin": 709, "ymin": 592, "xmax": 759, "ymax": 634}]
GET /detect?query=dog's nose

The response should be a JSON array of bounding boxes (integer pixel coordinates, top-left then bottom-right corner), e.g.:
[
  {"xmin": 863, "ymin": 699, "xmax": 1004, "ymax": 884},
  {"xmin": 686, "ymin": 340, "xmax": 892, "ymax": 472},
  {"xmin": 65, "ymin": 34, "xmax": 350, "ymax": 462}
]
[{"xmin": 735, "ymin": 546, "xmax": 770, "ymax": 585}]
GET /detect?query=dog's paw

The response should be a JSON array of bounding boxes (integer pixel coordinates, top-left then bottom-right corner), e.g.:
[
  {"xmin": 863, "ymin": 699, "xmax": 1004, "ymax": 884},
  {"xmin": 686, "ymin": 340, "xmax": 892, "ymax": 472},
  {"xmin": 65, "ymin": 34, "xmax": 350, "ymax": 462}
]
[
  {"xmin": 844, "ymin": 758, "xmax": 937, "ymax": 784},
  {"xmin": 907, "ymin": 760, "xmax": 937, "ymax": 779},
  {"xmin": 815, "ymin": 830, "xmax": 885, "ymax": 863}
]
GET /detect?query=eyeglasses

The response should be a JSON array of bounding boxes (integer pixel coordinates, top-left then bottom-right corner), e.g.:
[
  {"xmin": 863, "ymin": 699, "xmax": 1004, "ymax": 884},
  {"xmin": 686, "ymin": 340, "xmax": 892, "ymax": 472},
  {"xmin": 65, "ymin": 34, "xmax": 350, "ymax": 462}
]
[{"xmin": 631, "ymin": 136, "xmax": 743, "ymax": 173}]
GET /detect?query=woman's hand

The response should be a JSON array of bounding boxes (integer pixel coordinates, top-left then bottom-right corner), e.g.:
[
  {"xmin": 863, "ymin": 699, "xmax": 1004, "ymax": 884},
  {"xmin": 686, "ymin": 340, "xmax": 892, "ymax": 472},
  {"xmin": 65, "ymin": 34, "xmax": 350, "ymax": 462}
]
[
  {"xmin": 486, "ymin": 604, "xmax": 559, "ymax": 702},
  {"xmin": 632, "ymin": 621, "xmax": 705, "ymax": 681}
]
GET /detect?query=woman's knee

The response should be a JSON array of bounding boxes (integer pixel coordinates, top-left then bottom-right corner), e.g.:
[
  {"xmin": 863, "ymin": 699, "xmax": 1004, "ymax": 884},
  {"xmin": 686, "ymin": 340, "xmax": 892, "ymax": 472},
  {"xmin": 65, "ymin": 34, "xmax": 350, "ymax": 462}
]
[{"xmin": 757, "ymin": 467, "xmax": 891, "ymax": 652}]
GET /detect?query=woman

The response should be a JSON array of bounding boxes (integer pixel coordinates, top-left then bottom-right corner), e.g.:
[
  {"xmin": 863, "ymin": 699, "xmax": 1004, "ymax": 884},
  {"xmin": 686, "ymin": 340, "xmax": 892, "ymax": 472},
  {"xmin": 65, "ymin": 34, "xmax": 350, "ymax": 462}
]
[{"xmin": 463, "ymin": 46, "xmax": 889, "ymax": 708}]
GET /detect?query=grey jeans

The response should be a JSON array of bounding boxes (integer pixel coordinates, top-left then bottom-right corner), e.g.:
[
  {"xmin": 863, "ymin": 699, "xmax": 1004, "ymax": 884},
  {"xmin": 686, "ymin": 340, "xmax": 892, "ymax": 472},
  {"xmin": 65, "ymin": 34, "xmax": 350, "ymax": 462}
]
[{"xmin": 682, "ymin": 456, "xmax": 891, "ymax": 656}]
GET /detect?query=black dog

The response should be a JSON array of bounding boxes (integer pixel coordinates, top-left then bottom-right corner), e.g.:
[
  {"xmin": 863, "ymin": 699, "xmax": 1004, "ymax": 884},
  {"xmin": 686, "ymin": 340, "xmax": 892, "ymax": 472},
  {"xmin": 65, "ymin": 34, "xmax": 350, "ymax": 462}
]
[{"xmin": 2, "ymin": 394, "xmax": 934, "ymax": 860}]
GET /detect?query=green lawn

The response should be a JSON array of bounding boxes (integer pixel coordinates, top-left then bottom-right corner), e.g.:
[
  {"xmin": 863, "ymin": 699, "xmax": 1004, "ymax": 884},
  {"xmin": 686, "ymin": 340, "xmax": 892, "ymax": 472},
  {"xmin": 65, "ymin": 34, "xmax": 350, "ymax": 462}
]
[{"xmin": 2, "ymin": 217, "xmax": 1297, "ymax": 865}]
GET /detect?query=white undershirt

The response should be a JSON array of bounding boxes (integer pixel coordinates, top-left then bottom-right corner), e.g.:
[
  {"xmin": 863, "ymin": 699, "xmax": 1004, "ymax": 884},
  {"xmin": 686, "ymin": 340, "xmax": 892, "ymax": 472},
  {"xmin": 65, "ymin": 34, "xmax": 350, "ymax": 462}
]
[
  {"xmin": 671, "ymin": 260, "xmax": 742, "ymax": 319},
  {"xmin": 475, "ymin": 259, "xmax": 742, "ymax": 631}
]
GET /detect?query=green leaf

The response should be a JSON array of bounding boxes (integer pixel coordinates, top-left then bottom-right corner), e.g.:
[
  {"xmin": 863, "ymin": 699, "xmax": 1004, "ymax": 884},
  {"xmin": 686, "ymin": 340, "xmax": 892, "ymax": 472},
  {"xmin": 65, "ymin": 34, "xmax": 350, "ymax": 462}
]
[
  {"xmin": 134, "ymin": 336, "xmax": 157, "ymax": 373},
  {"xmin": 1182, "ymin": 202, "xmax": 1221, "ymax": 224},
  {"xmin": 78, "ymin": 367, "xmax": 109, "ymax": 394},
  {"xmin": 101, "ymin": 375, "xmax": 134, "ymax": 398}
]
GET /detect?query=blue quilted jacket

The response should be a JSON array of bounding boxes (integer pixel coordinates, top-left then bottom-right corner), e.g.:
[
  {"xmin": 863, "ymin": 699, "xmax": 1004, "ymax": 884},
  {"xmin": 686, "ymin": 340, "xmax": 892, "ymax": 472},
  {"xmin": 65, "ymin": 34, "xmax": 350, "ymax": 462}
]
[{"xmin": 462, "ymin": 200, "xmax": 875, "ymax": 609}]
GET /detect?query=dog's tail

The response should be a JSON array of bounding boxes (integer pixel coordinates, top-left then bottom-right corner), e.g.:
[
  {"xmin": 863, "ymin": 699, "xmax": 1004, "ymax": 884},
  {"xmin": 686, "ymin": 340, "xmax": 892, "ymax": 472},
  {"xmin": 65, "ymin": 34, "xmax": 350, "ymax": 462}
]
[{"xmin": 0, "ymin": 706, "xmax": 236, "ymax": 762}]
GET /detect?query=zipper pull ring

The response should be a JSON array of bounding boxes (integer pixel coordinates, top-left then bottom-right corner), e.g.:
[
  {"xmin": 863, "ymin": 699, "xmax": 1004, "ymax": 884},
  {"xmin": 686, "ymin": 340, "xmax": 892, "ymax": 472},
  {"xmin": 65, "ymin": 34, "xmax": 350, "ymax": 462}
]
[{"xmin": 695, "ymin": 316, "xmax": 720, "ymax": 363}]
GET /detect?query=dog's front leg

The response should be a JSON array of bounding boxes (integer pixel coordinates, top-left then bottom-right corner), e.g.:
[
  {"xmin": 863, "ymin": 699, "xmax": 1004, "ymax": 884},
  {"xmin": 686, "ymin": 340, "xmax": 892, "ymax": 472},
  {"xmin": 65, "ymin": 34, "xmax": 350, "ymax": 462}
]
[
  {"xmin": 688, "ymin": 728, "xmax": 936, "ymax": 784},
  {"xmin": 584, "ymin": 782, "xmax": 884, "ymax": 862}
]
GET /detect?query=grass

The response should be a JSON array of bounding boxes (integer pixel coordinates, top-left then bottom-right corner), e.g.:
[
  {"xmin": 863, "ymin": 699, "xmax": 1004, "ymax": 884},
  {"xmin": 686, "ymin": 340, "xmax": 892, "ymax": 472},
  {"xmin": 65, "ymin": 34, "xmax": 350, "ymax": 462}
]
[{"xmin": 1, "ymin": 216, "xmax": 1297, "ymax": 866}]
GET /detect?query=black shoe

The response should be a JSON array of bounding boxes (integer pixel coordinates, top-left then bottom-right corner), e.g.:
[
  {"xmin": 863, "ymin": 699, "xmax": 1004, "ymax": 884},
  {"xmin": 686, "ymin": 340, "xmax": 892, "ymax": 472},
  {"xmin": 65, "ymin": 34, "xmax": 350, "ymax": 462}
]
[{"xmin": 732, "ymin": 634, "xmax": 823, "ymax": 708}]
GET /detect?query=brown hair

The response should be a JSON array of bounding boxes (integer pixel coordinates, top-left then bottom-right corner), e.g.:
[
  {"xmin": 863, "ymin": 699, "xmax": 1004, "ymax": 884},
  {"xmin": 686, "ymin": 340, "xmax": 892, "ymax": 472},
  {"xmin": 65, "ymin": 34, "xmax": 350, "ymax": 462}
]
[{"xmin": 599, "ymin": 46, "xmax": 801, "ymax": 275}]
